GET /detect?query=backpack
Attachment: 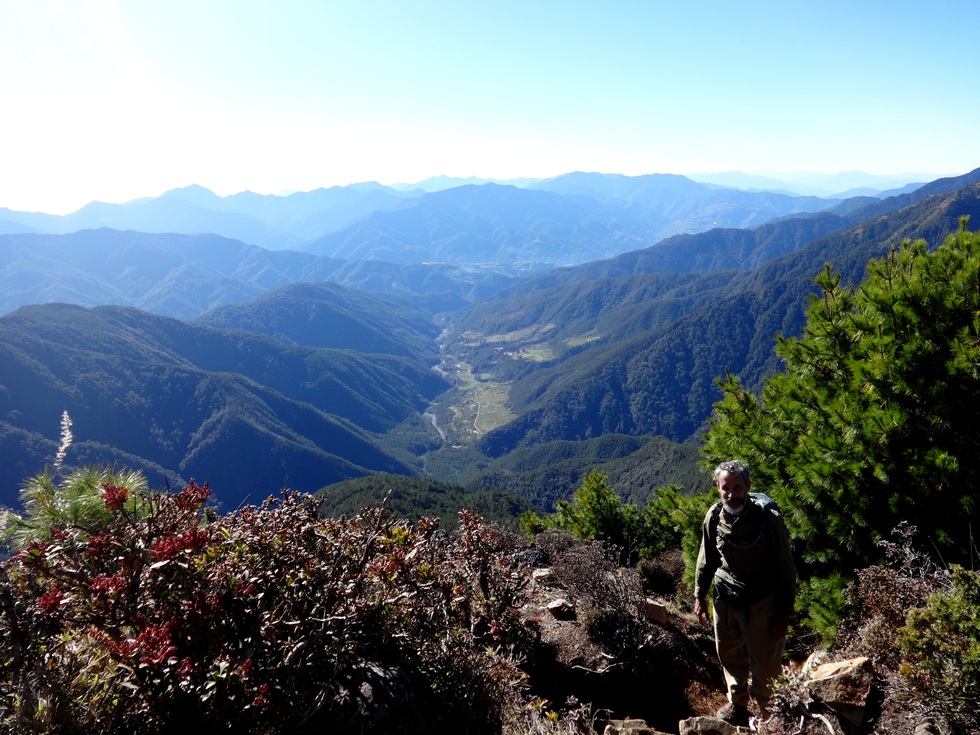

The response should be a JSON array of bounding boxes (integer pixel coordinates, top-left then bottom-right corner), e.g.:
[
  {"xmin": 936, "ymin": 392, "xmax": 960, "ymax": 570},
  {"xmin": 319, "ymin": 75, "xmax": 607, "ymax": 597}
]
[{"xmin": 709, "ymin": 492, "xmax": 781, "ymax": 550}]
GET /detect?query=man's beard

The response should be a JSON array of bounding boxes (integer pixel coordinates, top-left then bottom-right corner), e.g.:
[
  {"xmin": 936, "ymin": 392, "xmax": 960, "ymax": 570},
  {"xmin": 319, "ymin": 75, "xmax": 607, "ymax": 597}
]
[{"xmin": 723, "ymin": 498, "xmax": 746, "ymax": 515}]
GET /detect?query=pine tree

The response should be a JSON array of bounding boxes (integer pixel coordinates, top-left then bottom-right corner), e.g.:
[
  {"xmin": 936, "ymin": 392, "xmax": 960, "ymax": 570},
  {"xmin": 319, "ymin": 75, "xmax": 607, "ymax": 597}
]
[
  {"xmin": 702, "ymin": 218, "xmax": 980, "ymax": 631},
  {"xmin": 2, "ymin": 412, "xmax": 148, "ymax": 549},
  {"xmin": 520, "ymin": 471, "xmax": 680, "ymax": 565}
]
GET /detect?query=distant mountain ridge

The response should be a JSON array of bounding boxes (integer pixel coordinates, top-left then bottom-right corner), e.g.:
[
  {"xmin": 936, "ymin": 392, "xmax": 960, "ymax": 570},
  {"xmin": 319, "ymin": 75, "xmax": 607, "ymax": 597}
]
[
  {"xmin": 0, "ymin": 170, "xmax": 922, "ymax": 273},
  {"xmin": 0, "ymin": 184, "xmax": 421, "ymax": 250},
  {"xmin": 687, "ymin": 170, "xmax": 933, "ymax": 197},
  {"xmin": 0, "ymin": 168, "xmax": 903, "ymax": 318},
  {"xmin": 0, "ymin": 229, "xmax": 518, "ymax": 319}
]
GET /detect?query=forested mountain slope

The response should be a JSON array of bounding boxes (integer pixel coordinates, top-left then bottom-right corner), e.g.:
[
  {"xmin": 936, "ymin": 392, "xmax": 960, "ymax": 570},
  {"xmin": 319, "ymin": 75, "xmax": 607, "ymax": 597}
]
[
  {"xmin": 454, "ymin": 180, "xmax": 980, "ymax": 455},
  {"xmin": 464, "ymin": 434, "xmax": 708, "ymax": 511},
  {"xmin": 0, "ymin": 229, "xmax": 517, "ymax": 319},
  {"xmin": 0, "ymin": 303, "xmax": 448, "ymax": 510},
  {"xmin": 193, "ymin": 281, "xmax": 441, "ymax": 364}
]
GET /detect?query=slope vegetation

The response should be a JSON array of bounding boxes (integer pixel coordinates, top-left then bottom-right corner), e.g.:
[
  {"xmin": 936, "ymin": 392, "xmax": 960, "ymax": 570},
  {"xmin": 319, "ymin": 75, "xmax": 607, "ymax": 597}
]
[
  {"xmin": 444, "ymin": 178, "xmax": 980, "ymax": 456},
  {"xmin": 0, "ymin": 303, "xmax": 448, "ymax": 510},
  {"xmin": 193, "ymin": 281, "xmax": 441, "ymax": 364},
  {"xmin": 0, "ymin": 229, "xmax": 518, "ymax": 319}
]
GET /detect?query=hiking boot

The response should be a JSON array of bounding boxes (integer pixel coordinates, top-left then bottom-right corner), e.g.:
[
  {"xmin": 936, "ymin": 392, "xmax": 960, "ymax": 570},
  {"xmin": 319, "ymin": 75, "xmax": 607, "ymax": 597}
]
[{"xmin": 716, "ymin": 702, "xmax": 750, "ymax": 727}]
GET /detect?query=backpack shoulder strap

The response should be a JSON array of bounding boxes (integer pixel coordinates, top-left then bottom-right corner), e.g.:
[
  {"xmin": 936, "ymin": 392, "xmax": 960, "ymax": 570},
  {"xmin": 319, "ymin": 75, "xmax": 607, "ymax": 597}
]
[
  {"xmin": 709, "ymin": 501, "xmax": 724, "ymax": 540},
  {"xmin": 758, "ymin": 497, "xmax": 771, "ymax": 532}
]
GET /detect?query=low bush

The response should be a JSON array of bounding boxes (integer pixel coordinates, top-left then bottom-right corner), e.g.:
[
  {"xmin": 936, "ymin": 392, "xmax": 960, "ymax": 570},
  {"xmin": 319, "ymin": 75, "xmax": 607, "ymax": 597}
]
[
  {"xmin": 0, "ymin": 479, "xmax": 585, "ymax": 734},
  {"xmin": 897, "ymin": 565, "xmax": 980, "ymax": 733},
  {"xmin": 836, "ymin": 522, "xmax": 949, "ymax": 670},
  {"xmin": 788, "ymin": 522, "xmax": 979, "ymax": 735},
  {"xmin": 637, "ymin": 549, "xmax": 686, "ymax": 599}
]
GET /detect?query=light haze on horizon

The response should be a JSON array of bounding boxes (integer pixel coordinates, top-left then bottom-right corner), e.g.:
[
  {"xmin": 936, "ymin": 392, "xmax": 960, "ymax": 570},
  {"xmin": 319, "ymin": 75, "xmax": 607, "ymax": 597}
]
[{"xmin": 1, "ymin": 0, "xmax": 977, "ymax": 215}]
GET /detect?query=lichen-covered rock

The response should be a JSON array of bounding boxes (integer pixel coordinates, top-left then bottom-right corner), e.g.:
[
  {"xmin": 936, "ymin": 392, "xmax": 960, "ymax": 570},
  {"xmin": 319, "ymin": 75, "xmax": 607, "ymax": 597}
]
[
  {"xmin": 804, "ymin": 656, "xmax": 874, "ymax": 725},
  {"xmin": 678, "ymin": 716, "xmax": 750, "ymax": 735},
  {"xmin": 546, "ymin": 597, "xmax": 577, "ymax": 620}
]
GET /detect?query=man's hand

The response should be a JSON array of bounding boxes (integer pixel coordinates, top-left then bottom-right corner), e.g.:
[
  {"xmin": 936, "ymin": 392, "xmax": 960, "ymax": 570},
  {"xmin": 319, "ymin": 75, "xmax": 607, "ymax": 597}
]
[{"xmin": 694, "ymin": 597, "xmax": 709, "ymax": 626}]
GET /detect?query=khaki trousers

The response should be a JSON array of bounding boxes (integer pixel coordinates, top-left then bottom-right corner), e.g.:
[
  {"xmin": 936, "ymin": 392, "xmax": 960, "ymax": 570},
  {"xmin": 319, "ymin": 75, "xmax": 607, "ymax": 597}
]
[{"xmin": 712, "ymin": 593, "xmax": 785, "ymax": 708}]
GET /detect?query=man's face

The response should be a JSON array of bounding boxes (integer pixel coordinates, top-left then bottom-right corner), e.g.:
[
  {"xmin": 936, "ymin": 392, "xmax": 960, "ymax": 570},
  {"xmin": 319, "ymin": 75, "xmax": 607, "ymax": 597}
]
[{"xmin": 717, "ymin": 470, "xmax": 750, "ymax": 516}]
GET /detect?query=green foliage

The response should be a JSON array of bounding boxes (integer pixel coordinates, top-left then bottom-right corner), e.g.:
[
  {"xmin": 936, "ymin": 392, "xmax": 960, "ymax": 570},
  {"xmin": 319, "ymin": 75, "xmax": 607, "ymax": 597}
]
[
  {"xmin": 702, "ymin": 219, "xmax": 980, "ymax": 635},
  {"xmin": 643, "ymin": 484, "xmax": 716, "ymax": 591},
  {"xmin": 462, "ymin": 434, "xmax": 705, "ymax": 512},
  {"xmin": 898, "ymin": 565, "xmax": 980, "ymax": 731},
  {"xmin": 551, "ymin": 471, "xmax": 625, "ymax": 541},
  {"xmin": 4, "ymin": 464, "xmax": 148, "ymax": 550},
  {"xmin": 520, "ymin": 471, "xmax": 680, "ymax": 565},
  {"xmin": 316, "ymin": 473, "xmax": 533, "ymax": 531}
]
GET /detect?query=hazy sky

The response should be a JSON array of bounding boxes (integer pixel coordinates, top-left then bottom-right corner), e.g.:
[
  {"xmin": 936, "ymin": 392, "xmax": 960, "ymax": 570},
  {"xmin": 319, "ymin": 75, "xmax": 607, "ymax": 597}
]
[{"xmin": 2, "ymin": 0, "xmax": 977, "ymax": 214}]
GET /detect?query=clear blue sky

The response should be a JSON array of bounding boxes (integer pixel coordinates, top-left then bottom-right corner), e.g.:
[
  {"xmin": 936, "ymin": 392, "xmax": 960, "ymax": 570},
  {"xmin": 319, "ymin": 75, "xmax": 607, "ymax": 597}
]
[{"xmin": 2, "ymin": 0, "xmax": 977, "ymax": 214}]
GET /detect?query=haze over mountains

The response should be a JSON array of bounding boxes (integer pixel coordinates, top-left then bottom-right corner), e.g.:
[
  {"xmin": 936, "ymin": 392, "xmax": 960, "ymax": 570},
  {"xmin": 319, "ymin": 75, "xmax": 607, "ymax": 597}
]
[
  {"xmin": 0, "ymin": 171, "xmax": 922, "ymax": 271},
  {"xmin": 2, "ymin": 168, "xmax": 978, "ymax": 512}
]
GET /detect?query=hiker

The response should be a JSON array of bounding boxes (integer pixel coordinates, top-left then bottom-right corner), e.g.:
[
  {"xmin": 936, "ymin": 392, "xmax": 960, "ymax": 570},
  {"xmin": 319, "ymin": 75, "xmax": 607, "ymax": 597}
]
[{"xmin": 693, "ymin": 459, "xmax": 797, "ymax": 727}]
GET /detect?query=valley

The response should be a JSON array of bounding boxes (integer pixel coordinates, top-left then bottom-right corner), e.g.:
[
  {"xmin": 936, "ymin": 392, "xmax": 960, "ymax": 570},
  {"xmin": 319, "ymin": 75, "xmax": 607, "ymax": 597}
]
[
  {"xmin": 2, "ymin": 168, "xmax": 980, "ymax": 517},
  {"xmin": 423, "ymin": 356, "xmax": 516, "ymax": 446}
]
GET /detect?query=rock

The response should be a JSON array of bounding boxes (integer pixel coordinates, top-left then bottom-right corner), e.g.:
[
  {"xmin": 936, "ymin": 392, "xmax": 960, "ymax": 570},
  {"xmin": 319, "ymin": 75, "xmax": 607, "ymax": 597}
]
[
  {"xmin": 914, "ymin": 716, "xmax": 942, "ymax": 735},
  {"xmin": 678, "ymin": 716, "xmax": 750, "ymax": 735},
  {"xmin": 804, "ymin": 656, "xmax": 874, "ymax": 725},
  {"xmin": 801, "ymin": 650, "xmax": 833, "ymax": 672},
  {"xmin": 603, "ymin": 718, "xmax": 671, "ymax": 734},
  {"xmin": 533, "ymin": 567, "xmax": 559, "ymax": 586},
  {"xmin": 643, "ymin": 597, "xmax": 669, "ymax": 624},
  {"xmin": 512, "ymin": 547, "xmax": 551, "ymax": 568},
  {"xmin": 546, "ymin": 597, "xmax": 577, "ymax": 620}
]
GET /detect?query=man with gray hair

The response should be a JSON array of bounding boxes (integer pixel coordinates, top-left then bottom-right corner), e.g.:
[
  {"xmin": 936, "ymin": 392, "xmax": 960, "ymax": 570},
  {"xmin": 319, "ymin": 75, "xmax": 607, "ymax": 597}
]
[{"xmin": 694, "ymin": 460, "xmax": 796, "ymax": 726}]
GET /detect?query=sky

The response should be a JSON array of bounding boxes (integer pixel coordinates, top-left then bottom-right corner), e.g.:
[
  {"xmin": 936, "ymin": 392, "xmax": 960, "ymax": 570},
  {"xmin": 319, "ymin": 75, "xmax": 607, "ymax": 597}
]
[{"xmin": 1, "ymin": 0, "xmax": 978, "ymax": 215}]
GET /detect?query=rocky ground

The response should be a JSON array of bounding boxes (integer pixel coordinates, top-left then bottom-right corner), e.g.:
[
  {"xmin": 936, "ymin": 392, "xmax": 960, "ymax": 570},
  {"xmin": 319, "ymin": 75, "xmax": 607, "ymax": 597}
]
[{"xmin": 512, "ymin": 538, "xmax": 944, "ymax": 735}]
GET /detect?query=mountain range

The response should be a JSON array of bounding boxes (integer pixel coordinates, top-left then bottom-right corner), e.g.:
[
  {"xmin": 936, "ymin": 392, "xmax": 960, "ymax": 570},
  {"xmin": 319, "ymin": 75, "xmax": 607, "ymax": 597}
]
[
  {"xmin": 0, "ymin": 171, "xmax": 920, "ymax": 273},
  {"xmin": 1, "ymin": 167, "xmax": 978, "ymax": 512}
]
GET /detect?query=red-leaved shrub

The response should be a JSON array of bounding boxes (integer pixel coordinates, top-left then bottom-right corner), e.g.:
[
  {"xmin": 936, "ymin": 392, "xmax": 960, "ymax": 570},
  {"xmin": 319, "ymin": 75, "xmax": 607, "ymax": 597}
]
[{"xmin": 0, "ymin": 484, "xmax": 559, "ymax": 734}]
